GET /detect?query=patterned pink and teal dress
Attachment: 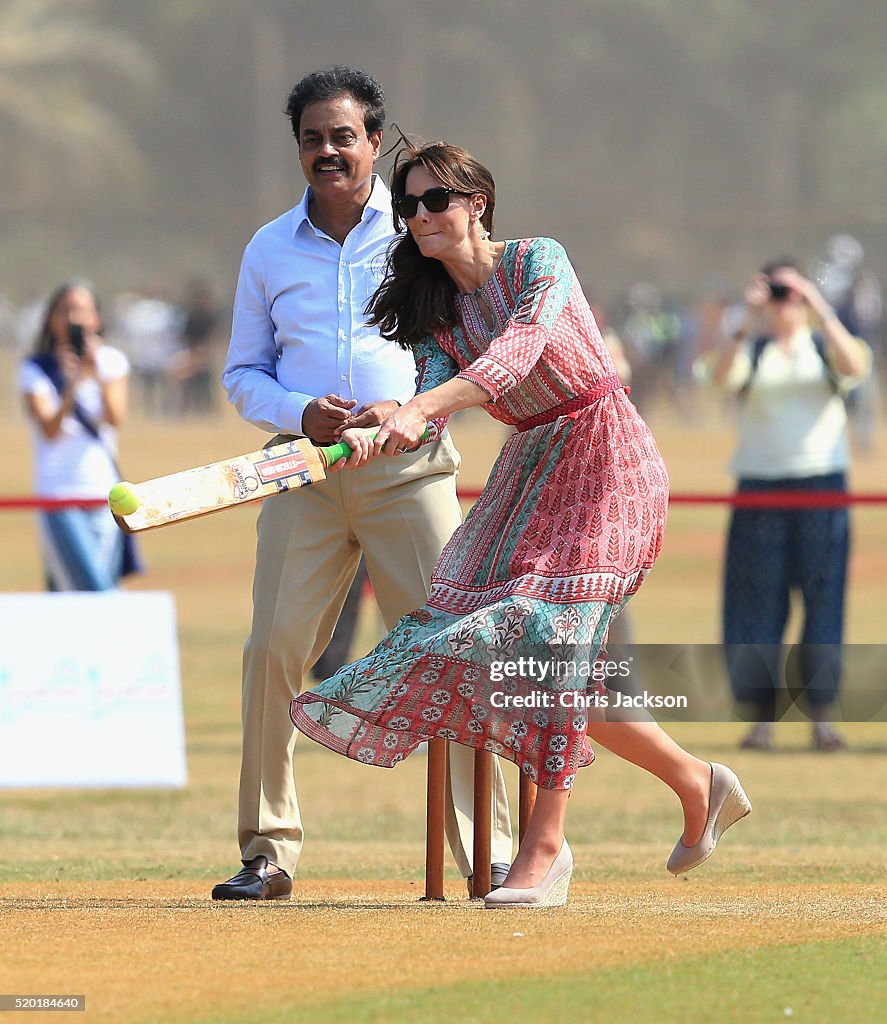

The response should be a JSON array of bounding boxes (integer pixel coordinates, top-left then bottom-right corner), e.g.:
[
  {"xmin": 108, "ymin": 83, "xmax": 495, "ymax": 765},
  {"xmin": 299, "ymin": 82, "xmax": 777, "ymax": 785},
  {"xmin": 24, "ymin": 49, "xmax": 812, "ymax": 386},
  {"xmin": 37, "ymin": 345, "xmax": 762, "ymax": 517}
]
[{"xmin": 291, "ymin": 237, "xmax": 669, "ymax": 790}]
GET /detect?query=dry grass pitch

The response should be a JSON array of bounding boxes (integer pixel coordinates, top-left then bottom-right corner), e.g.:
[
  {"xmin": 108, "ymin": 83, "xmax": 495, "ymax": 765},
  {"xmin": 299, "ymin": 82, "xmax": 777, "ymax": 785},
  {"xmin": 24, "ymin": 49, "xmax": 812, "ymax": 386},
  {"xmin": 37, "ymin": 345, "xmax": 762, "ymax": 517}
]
[{"xmin": 1, "ymin": 382, "xmax": 885, "ymax": 1022}]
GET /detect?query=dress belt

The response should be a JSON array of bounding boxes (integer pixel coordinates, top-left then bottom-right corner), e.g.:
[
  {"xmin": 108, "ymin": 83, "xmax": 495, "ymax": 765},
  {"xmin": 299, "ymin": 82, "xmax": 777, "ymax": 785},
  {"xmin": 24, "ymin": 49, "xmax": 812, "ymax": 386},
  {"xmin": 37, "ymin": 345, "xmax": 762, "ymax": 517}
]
[{"xmin": 515, "ymin": 374, "xmax": 628, "ymax": 432}]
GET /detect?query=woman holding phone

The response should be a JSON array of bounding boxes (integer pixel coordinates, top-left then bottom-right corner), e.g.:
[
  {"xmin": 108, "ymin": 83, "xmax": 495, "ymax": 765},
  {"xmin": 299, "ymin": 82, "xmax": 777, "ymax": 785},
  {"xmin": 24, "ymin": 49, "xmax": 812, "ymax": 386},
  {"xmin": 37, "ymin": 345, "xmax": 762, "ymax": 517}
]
[{"xmin": 18, "ymin": 280, "xmax": 131, "ymax": 590}]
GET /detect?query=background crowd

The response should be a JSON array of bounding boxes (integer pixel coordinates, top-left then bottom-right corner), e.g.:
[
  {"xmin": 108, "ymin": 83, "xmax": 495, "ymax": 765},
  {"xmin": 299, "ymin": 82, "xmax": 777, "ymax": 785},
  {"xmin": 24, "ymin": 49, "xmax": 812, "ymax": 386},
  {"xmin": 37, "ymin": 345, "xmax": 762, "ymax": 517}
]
[
  {"xmin": 6, "ymin": 228, "xmax": 880, "ymax": 754},
  {"xmin": 2, "ymin": 275, "xmax": 227, "ymax": 419},
  {"xmin": 2, "ymin": 233, "xmax": 882, "ymax": 429}
]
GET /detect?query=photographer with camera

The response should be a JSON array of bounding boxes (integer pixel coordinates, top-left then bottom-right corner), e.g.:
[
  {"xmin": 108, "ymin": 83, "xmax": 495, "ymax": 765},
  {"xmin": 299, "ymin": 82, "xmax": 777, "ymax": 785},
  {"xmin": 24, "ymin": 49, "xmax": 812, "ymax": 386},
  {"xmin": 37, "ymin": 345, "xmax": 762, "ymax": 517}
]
[
  {"xmin": 18, "ymin": 280, "xmax": 131, "ymax": 590},
  {"xmin": 713, "ymin": 259, "xmax": 871, "ymax": 752}
]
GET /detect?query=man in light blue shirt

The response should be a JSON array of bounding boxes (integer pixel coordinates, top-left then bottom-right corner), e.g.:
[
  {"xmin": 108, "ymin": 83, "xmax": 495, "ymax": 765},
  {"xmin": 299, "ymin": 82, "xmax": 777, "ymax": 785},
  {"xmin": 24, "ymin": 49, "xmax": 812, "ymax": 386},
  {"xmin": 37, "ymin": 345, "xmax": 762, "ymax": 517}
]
[
  {"xmin": 214, "ymin": 66, "xmax": 512, "ymax": 901},
  {"xmin": 223, "ymin": 151, "xmax": 416, "ymax": 439}
]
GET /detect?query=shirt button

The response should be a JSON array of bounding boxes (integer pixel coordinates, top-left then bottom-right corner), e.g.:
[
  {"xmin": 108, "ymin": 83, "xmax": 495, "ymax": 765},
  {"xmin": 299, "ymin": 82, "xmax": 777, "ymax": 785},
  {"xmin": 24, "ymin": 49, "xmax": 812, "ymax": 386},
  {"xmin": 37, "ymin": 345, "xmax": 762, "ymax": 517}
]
[{"xmin": 340, "ymin": 375, "xmax": 347, "ymax": 382}]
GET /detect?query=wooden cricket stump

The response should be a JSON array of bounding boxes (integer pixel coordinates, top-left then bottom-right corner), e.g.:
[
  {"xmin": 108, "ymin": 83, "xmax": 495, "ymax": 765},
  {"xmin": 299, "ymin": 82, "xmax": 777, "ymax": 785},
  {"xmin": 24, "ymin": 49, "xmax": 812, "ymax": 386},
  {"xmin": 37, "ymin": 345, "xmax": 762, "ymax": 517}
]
[
  {"xmin": 422, "ymin": 739, "xmax": 448, "ymax": 901},
  {"xmin": 471, "ymin": 749, "xmax": 494, "ymax": 899},
  {"xmin": 423, "ymin": 741, "xmax": 537, "ymax": 901}
]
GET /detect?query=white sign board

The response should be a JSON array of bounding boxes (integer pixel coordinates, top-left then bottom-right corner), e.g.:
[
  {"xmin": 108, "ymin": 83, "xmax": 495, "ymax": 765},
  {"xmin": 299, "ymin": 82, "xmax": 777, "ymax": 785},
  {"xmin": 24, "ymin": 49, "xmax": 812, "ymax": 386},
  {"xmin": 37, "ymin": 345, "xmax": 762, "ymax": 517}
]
[{"xmin": 0, "ymin": 592, "xmax": 186, "ymax": 788}]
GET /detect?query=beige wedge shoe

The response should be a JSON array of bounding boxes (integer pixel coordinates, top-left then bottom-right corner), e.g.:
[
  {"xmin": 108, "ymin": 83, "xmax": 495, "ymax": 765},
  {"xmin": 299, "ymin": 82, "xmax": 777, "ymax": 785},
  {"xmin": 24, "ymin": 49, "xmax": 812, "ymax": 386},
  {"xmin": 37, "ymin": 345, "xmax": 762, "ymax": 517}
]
[
  {"xmin": 484, "ymin": 841, "xmax": 573, "ymax": 909},
  {"xmin": 667, "ymin": 763, "xmax": 752, "ymax": 875}
]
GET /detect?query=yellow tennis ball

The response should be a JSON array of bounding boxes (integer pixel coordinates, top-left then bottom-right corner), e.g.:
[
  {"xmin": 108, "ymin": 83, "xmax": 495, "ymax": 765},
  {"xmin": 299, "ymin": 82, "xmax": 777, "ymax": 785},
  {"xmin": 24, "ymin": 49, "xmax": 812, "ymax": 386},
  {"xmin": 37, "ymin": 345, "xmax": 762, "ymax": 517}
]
[{"xmin": 108, "ymin": 482, "xmax": 140, "ymax": 516}]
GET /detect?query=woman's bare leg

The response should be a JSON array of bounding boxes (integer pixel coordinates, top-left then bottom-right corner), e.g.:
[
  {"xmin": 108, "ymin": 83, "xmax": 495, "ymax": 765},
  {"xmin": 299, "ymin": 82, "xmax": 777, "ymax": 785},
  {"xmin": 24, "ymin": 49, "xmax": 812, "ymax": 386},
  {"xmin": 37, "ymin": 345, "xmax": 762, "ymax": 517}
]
[
  {"xmin": 506, "ymin": 708, "xmax": 717, "ymax": 888},
  {"xmin": 586, "ymin": 714, "xmax": 712, "ymax": 846},
  {"xmin": 502, "ymin": 787, "xmax": 569, "ymax": 889}
]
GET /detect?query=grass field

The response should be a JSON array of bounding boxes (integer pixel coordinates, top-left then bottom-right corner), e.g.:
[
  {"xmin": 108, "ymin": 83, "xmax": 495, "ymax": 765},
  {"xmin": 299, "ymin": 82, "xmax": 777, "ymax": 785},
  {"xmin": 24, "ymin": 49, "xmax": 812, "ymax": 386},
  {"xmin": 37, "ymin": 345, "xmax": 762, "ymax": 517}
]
[{"xmin": 1, "ymin": 383, "xmax": 885, "ymax": 1023}]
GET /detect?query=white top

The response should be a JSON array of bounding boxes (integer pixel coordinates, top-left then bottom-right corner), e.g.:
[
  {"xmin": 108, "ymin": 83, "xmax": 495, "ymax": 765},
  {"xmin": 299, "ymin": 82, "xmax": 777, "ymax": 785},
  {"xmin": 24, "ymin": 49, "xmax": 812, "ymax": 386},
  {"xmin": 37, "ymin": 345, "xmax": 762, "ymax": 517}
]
[
  {"xmin": 18, "ymin": 345, "xmax": 130, "ymax": 497},
  {"xmin": 222, "ymin": 175, "xmax": 417, "ymax": 435},
  {"xmin": 722, "ymin": 328, "xmax": 869, "ymax": 478}
]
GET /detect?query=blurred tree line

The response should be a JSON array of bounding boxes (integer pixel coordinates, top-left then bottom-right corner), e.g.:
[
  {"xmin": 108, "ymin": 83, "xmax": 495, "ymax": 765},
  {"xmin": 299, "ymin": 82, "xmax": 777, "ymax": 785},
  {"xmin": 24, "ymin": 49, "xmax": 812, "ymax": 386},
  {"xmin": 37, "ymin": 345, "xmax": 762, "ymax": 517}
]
[{"xmin": 2, "ymin": 0, "xmax": 886, "ymax": 306}]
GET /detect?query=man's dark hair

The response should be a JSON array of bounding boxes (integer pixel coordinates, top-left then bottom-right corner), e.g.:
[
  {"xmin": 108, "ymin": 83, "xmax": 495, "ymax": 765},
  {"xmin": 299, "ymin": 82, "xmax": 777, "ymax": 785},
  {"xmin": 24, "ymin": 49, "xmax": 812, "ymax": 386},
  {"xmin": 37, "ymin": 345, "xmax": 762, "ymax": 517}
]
[
  {"xmin": 285, "ymin": 66, "xmax": 385, "ymax": 139},
  {"xmin": 761, "ymin": 256, "xmax": 804, "ymax": 277}
]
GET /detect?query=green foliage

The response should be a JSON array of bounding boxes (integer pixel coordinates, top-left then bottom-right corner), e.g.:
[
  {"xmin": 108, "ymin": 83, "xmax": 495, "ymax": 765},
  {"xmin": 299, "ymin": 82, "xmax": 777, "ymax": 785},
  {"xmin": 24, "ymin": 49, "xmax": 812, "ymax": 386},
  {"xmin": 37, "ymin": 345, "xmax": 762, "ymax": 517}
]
[
  {"xmin": 0, "ymin": 0, "xmax": 159, "ymax": 200},
  {"xmin": 2, "ymin": 1, "xmax": 887, "ymax": 300}
]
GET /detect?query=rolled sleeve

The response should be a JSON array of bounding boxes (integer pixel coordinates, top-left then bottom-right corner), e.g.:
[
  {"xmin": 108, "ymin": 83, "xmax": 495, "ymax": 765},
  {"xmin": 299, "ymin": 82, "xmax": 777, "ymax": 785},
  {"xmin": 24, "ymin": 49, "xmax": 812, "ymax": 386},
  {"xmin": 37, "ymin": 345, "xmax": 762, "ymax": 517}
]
[
  {"xmin": 719, "ymin": 348, "xmax": 753, "ymax": 394},
  {"xmin": 457, "ymin": 356, "xmax": 515, "ymax": 402},
  {"xmin": 829, "ymin": 335, "xmax": 873, "ymax": 393}
]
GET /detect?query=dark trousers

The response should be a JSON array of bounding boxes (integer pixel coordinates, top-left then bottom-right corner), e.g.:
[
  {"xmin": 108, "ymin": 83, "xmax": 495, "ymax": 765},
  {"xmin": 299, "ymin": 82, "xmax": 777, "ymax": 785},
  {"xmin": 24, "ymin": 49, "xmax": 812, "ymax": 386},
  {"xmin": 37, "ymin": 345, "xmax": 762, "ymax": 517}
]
[{"xmin": 722, "ymin": 473, "xmax": 849, "ymax": 717}]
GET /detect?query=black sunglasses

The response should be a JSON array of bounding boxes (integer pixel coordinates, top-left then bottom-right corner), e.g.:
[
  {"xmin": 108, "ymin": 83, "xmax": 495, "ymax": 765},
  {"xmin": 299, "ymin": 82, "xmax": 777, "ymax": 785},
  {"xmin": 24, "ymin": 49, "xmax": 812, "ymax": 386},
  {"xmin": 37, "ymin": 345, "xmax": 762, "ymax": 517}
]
[{"xmin": 394, "ymin": 187, "xmax": 470, "ymax": 219}]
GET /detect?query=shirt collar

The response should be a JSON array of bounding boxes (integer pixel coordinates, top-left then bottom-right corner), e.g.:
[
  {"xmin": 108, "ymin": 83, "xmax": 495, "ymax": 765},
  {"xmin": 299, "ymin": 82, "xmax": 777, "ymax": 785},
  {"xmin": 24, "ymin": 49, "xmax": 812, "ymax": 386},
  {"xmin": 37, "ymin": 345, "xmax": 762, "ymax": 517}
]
[{"xmin": 291, "ymin": 173, "xmax": 391, "ymax": 236}]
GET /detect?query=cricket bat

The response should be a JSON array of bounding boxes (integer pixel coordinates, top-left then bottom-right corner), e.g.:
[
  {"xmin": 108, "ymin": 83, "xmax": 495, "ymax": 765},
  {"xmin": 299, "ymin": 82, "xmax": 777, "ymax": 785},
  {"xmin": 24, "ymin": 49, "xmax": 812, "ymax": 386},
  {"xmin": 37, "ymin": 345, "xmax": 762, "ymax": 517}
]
[{"xmin": 109, "ymin": 431, "xmax": 403, "ymax": 534}]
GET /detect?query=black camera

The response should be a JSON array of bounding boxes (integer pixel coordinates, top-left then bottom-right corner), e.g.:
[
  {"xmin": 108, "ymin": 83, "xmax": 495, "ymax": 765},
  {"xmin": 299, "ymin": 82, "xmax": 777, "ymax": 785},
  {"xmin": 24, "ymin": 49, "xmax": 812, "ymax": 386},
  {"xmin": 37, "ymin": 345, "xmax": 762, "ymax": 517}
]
[
  {"xmin": 68, "ymin": 323, "xmax": 86, "ymax": 357},
  {"xmin": 768, "ymin": 281, "xmax": 791, "ymax": 301}
]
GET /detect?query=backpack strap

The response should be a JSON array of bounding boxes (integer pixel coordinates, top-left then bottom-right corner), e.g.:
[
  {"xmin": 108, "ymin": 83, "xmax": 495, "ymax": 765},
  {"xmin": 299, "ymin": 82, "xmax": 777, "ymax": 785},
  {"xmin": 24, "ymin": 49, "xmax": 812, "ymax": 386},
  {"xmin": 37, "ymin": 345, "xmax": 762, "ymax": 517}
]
[
  {"xmin": 737, "ymin": 336, "xmax": 770, "ymax": 400},
  {"xmin": 810, "ymin": 332, "xmax": 841, "ymax": 397},
  {"xmin": 737, "ymin": 333, "xmax": 841, "ymax": 400}
]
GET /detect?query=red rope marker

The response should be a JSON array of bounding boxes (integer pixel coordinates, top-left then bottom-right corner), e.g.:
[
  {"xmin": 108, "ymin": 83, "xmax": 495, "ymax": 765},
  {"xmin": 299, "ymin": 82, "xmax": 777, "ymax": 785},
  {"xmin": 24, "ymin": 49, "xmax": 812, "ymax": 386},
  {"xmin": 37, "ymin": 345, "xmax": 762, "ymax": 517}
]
[{"xmin": 2, "ymin": 491, "xmax": 887, "ymax": 512}]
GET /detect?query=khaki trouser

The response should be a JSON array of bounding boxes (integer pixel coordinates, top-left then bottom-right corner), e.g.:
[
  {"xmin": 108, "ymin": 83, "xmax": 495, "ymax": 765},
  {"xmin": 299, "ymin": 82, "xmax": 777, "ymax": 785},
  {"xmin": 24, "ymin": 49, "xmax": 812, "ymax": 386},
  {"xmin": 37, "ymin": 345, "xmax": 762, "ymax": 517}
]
[{"xmin": 237, "ymin": 435, "xmax": 513, "ymax": 878}]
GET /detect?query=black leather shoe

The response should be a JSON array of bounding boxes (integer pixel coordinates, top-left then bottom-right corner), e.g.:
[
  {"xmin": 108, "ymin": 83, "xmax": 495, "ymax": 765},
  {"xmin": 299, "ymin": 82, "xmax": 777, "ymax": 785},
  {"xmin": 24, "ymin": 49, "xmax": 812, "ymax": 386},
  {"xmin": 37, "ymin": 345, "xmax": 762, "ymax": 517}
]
[
  {"xmin": 466, "ymin": 862, "xmax": 511, "ymax": 897},
  {"xmin": 211, "ymin": 856, "xmax": 293, "ymax": 901}
]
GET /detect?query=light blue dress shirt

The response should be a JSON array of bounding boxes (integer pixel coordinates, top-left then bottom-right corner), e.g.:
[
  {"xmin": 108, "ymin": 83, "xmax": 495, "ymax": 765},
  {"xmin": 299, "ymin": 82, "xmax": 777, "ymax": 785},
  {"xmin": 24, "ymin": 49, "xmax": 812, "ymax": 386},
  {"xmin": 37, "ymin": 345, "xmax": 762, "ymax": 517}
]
[{"xmin": 222, "ymin": 175, "xmax": 417, "ymax": 434}]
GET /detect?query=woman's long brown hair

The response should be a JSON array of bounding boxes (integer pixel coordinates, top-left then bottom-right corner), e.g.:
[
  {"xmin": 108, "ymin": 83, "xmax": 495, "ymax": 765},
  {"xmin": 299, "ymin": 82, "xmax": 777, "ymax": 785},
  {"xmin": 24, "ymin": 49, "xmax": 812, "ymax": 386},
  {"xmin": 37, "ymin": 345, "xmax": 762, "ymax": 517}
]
[
  {"xmin": 366, "ymin": 142, "xmax": 496, "ymax": 350},
  {"xmin": 33, "ymin": 279, "xmax": 103, "ymax": 355}
]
